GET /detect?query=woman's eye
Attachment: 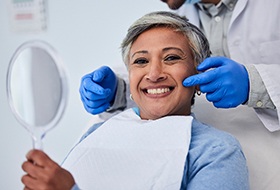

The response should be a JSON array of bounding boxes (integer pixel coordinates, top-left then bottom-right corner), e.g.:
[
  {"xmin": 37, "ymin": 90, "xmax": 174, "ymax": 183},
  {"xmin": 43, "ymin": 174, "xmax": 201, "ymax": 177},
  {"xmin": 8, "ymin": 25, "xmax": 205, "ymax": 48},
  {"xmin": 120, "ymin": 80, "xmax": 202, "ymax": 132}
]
[
  {"xmin": 133, "ymin": 58, "xmax": 148, "ymax": 64},
  {"xmin": 164, "ymin": 55, "xmax": 181, "ymax": 62}
]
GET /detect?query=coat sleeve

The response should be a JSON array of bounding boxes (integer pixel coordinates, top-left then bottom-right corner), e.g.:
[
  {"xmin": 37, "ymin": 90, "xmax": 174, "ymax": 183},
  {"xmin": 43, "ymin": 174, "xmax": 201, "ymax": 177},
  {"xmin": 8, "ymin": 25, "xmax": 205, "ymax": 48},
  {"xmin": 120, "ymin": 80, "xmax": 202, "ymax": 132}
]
[
  {"xmin": 254, "ymin": 63, "xmax": 280, "ymax": 132},
  {"xmin": 227, "ymin": 0, "xmax": 280, "ymax": 132}
]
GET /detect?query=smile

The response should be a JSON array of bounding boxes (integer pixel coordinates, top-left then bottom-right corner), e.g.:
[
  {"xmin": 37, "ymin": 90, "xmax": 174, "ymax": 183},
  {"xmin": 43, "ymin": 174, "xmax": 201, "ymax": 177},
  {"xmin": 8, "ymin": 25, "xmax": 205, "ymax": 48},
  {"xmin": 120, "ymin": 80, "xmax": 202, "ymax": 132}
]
[{"xmin": 145, "ymin": 87, "xmax": 174, "ymax": 95}]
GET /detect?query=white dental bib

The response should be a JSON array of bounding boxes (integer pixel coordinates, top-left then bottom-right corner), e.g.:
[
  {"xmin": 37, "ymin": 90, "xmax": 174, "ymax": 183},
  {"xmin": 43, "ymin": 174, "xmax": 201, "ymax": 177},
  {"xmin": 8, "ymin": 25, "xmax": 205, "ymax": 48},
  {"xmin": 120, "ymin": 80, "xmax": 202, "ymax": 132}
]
[{"xmin": 63, "ymin": 108, "xmax": 192, "ymax": 190}]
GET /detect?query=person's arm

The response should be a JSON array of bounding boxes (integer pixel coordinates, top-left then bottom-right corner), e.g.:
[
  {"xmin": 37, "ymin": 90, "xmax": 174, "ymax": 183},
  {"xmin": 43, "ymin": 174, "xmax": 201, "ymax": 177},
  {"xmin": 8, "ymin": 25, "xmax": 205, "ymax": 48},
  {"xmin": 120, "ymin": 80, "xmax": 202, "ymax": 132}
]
[
  {"xmin": 105, "ymin": 76, "xmax": 127, "ymax": 112},
  {"xmin": 245, "ymin": 64, "xmax": 275, "ymax": 109},
  {"xmin": 250, "ymin": 63, "xmax": 280, "ymax": 132},
  {"xmin": 183, "ymin": 57, "xmax": 280, "ymax": 131},
  {"xmin": 183, "ymin": 57, "xmax": 276, "ymax": 109},
  {"xmin": 21, "ymin": 149, "xmax": 76, "ymax": 190}
]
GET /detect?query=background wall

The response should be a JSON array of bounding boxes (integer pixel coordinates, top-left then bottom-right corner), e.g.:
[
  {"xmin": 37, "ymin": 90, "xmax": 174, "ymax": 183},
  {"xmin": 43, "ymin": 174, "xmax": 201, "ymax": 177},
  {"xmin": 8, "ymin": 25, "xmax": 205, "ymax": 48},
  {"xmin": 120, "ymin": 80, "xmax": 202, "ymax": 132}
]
[{"xmin": 0, "ymin": 1, "xmax": 169, "ymax": 189}]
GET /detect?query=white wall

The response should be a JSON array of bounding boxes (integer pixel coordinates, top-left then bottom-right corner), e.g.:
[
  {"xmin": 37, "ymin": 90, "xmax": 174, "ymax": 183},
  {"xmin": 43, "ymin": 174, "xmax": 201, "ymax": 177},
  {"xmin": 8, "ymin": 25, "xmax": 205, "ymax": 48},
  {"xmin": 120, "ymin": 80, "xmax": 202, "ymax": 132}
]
[{"xmin": 0, "ymin": 1, "xmax": 169, "ymax": 189}]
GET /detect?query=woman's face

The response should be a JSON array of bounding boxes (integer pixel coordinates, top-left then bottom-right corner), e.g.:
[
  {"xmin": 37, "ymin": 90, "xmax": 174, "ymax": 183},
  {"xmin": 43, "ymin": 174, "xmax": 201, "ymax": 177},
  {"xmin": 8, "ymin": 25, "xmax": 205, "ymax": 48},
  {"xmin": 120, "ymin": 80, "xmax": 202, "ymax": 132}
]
[{"xmin": 128, "ymin": 27, "xmax": 196, "ymax": 120}]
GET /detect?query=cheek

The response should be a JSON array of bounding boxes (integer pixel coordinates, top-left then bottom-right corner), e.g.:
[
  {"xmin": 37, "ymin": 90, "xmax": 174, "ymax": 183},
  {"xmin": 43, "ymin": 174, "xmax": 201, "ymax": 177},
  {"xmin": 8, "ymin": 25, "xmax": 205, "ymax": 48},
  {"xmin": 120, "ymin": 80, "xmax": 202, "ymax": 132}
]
[
  {"xmin": 173, "ymin": 66, "xmax": 196, "ymax": 97},
  {"xmin": 129, "ymin": 69, "xmax": 142, "ymax": 94},
  {"xmin": 174, "ymin": 66, "xmax": 195, "ymax": 82},
  {"xmin": 179, "ymin": 85, "xmax": 195, "ymax": 107},
  {"xmin": 182, "ymin": 86, "xmax": 195, "ymax": 97},
  {"xmin": 129, "ymin": 73, "xmax": 135, "ymax": 93}
]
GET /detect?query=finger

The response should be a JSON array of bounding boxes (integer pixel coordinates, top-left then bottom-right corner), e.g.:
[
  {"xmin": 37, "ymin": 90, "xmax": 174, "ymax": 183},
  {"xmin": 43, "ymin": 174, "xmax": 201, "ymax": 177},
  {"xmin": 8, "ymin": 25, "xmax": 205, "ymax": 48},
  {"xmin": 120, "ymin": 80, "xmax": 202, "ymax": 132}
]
[
  {"xmin": 22, "ymin": 161, "xmax": 45, "ymax": 179},
  {"xmin": 197, "ymin": 57, "xmax": 225, "ymax": 72},
  {"xmin": 213, "ymin": 95, "xmax": 239, "ymax": 108},
  {"xmin": 80, "ymin": 93, "xmax": 108, "ymax": 109},
  {"xmin": 80, "ymin": 95, "xmax": 96, "ymax": 114},
  {"xmin": 26, "ymin": 150, "xmax": 55, "ymax": 168},
  {"xmin": 81, "ymin": 72, "xmax": 94, "ymax": 81},
  {"xmin": 85, "ymin": 102, "xmax": 110, "ymax": 115},
  {"xmin": 183, "ymin": 69, "xmax": 218, "ymax": 87},
  {"xmin": 199, "ymin": 78, "xmax": 223, "ymax": 93},
  {"xmin": 81, "ymin": 78, "xmax": 109, "ymax": 98},
  {"xmin": 92, "ymin": 66, "xmax": 111, "ymax": 82},
  {"xmin": 205, "ymin": 89, "xmax": 224, "ymax": 103},
  {"xmin": 207, "ymin": 87, "xmax": 238, "ymax": 108},
  {"xmin": 213, "ymin": 99, "xmax": 235, "ymax": 108},
  {"xmin": 21, "ymin": 174, "xmax": 38, "ymax": 190},
  {"xmin": 81, "ymin": 83, "xmax": 110, "ymax": 100}
]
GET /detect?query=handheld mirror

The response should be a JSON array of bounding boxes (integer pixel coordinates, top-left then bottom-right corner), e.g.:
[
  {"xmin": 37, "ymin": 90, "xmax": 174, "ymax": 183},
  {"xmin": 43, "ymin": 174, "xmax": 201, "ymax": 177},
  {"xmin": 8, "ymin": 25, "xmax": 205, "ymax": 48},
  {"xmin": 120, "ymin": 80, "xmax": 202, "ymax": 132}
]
[{"xmin": 6, "ymin": 40, "xmax": 68, "ymax": 149}]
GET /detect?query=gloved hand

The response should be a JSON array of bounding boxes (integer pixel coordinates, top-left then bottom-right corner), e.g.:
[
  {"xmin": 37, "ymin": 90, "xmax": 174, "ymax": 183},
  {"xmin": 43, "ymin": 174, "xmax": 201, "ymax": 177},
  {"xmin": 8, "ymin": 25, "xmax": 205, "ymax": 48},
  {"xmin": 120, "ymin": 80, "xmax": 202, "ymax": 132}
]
[
  {"xmin": 183, "ymin": 57, "xmax": 249, "ymax": 108},
  {"xmin": 79, "ymin": 66, "xmax": 118, "ymax": 114}
]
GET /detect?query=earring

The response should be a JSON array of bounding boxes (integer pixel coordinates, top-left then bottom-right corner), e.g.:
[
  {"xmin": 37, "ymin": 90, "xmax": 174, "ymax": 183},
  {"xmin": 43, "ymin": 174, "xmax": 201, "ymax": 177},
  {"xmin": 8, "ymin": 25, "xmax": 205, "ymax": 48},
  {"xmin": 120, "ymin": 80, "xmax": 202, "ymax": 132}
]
[
  {"xmin": 196, "ymin": 90, "xmax": 201, "ymax": 96},
  {"xmin": 130, "ymin": 94, "xmax": 134, "ymax": 100}
]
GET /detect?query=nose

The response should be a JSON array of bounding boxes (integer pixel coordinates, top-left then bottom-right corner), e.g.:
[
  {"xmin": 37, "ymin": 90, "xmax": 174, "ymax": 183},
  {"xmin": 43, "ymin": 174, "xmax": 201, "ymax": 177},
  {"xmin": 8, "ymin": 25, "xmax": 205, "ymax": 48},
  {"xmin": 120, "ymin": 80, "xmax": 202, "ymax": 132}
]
[{"xmin": 145, "ymin": 61, "xmax": 167, "ymax": 82}]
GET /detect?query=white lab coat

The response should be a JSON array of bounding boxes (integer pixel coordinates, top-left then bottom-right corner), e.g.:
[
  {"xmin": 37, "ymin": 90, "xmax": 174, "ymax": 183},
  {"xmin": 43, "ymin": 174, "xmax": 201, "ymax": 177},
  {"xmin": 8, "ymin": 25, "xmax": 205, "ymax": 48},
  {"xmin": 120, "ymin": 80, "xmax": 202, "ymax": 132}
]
[
  {"xmin": 173, "ymin": 1, "xmax": 280, "ymax": 189},
  {"xmin": 177, "ymin": 0, "xmax": 280, "ymax": 132}
]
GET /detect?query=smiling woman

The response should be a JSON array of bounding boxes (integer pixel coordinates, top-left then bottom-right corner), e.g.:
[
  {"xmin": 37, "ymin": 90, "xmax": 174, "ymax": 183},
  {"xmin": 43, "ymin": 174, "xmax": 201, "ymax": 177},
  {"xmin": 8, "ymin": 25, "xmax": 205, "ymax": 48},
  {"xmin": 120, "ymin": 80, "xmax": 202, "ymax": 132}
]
[
  {"xmin": 128, "ymin": 27, "xmax": 196, "ymax": 120},
  {"xmin": 21, "ymin": 11, "xmax": 249, "ymax": 190},
  {"xmin": 121, "ymin": 11, "xmax": 211, "ymax": 121}
]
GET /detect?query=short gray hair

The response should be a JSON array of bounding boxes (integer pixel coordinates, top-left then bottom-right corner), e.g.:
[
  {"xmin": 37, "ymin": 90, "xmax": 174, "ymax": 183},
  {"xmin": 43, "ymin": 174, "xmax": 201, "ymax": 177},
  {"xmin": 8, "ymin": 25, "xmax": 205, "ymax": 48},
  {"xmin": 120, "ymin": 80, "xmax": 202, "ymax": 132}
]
[{"xmin": 121, "ymin": 11, "xmax": 211, "ymax": 67}]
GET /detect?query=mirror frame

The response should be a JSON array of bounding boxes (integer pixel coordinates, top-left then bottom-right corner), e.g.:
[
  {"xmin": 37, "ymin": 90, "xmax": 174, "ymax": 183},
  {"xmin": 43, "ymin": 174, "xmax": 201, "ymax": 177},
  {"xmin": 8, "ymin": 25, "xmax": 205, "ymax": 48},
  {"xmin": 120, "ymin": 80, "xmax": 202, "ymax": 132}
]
[{"xmin": 6, "ymin": 40, "xmax": 68, "ymax": 134}]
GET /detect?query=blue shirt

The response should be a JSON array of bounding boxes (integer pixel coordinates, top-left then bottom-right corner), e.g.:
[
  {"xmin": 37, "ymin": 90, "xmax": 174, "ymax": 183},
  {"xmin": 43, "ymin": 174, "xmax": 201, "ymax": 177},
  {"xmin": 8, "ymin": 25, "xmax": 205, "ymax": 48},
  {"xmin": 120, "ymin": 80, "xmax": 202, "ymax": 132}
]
[
  {"xmin": 71, "ymin": 108, "xmax": 249, "ymax": 190},
  {"xmin": 182, "ymin": 118, "xmax": 249, "ymax": 189}
]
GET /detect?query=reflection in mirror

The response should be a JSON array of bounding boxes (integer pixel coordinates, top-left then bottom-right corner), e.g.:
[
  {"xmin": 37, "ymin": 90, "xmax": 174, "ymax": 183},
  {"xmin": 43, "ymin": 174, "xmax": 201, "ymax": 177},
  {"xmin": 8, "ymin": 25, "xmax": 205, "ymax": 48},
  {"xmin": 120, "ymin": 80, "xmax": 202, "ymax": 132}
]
[{"xmin": 7, "ymin": 40, "xmax": 68, "ymax": 149}]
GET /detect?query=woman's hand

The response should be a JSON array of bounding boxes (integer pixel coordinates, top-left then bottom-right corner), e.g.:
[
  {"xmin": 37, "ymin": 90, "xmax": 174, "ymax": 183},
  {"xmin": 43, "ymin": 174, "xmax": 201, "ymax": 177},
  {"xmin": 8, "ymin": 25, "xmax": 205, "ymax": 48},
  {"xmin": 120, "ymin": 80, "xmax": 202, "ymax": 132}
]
[{"xmin": 21, "ymin": 149, "xmax": 75, "ymax": 190}]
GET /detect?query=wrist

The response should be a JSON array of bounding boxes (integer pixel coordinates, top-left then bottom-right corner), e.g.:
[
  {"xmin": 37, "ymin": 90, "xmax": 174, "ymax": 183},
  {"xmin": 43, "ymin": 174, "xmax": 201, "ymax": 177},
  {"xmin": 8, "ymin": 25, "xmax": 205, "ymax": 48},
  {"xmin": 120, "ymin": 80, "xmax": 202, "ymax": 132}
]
[{"xmin": 107, "ymin": 77, "xmax": 127, "ymax": 112}]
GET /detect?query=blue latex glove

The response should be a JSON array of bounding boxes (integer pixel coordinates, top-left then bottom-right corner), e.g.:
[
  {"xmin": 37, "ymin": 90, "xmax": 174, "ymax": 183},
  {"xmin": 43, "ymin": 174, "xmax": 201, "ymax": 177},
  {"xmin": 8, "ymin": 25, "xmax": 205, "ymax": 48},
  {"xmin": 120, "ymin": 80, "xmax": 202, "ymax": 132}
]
[
  {"xmin": 183, "ymin": 57, "xmax": 249, "ymax": 108},
  {"xmin": 79, "ymin": 66, "xmax": 118, "ymax": 114}
]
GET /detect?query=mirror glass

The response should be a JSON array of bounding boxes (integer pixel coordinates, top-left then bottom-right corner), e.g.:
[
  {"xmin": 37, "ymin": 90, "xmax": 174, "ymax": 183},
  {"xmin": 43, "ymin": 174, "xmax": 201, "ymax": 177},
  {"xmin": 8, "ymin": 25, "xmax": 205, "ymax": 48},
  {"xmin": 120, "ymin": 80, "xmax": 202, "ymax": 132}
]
[{"xmin": 6, "ymin": 40, "xmax": 68, "ymax": 149}]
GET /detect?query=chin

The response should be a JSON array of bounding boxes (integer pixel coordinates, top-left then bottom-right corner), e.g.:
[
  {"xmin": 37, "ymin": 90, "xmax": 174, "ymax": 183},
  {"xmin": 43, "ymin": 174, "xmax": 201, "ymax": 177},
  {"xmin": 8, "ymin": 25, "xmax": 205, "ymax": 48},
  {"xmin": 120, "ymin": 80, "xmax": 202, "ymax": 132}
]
[
  {"xmin": 141, "ymin": 110, "xmax": 169, "ymax": 120},
  {"xmin": 168, "ymin": 1, "xmax": 185, "ymax": 10}
]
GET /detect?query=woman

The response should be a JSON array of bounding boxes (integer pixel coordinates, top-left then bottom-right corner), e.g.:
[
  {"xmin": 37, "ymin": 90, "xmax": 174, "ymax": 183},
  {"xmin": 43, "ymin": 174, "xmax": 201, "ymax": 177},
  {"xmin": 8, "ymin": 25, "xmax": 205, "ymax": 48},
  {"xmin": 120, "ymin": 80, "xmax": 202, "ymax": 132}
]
[{"xmin": 21, "ymin": 11, "xmax": 249, "ymax": 190}]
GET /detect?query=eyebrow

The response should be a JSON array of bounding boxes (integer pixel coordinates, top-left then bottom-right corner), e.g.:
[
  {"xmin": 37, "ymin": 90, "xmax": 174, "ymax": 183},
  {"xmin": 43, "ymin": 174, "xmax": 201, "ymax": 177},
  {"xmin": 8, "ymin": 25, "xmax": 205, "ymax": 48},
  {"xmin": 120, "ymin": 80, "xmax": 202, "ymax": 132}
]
[
  {"xmin": 163, "ymin": 47, "xmax": 185, "ymax": 55},
  {"xmin": 131, "ymin": 47, "xmax": 185, "ymax": 58},
  {"xmin": 131, "ymin": 50, "xmax": 148, "ymax": 59}
]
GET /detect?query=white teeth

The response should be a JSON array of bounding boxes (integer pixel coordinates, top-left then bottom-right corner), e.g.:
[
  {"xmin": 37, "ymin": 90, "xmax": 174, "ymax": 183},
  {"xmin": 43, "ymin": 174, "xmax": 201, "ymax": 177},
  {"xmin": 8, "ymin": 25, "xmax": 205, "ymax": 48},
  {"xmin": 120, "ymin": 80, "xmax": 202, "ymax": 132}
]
[{"xmin": 147, "ymin": 88, "xmax": 170, "ymax": 94}]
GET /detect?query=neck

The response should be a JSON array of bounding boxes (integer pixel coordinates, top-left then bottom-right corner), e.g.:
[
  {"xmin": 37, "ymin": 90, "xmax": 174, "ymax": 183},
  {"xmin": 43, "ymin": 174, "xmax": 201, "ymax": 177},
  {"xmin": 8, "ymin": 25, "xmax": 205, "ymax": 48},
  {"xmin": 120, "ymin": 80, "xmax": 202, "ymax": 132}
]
[{"xmin": 201, "ymin": 0, "xmax": 221, "ymax": 5}]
